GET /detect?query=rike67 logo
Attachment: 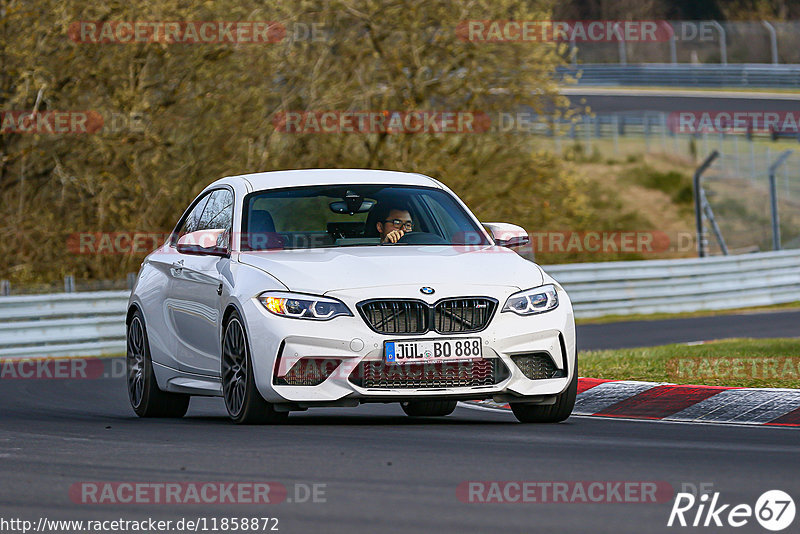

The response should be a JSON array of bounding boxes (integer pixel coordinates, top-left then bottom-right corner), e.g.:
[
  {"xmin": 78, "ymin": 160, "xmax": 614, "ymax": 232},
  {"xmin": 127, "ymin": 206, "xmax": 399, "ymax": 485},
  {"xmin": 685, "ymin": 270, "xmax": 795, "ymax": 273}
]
[{"xmin": 668, "ymin": 489, "xmax": 795, "ymax": 531}]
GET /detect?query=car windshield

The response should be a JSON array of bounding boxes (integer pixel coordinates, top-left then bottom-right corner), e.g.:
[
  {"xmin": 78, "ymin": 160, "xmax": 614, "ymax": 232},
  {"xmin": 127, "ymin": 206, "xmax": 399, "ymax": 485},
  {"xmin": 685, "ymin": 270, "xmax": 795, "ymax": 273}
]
[{"xmin": 241, "ymin": 184, "xmax": 490, "ymax": 250}]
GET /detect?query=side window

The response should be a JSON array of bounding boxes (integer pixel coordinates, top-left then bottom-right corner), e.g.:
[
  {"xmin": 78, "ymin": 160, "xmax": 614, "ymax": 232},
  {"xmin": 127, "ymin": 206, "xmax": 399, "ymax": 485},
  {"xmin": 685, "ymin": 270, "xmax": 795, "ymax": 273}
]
[
  {"xmin": 174, "ymin": 192, "xmax": 212, "ymax": 245},
  {"xmin": 174, "ymin": 189, "xmax": 234, "ymax": 251},
  {"xmin": 198, "ymin": 189, "xmax": 234, "ymax": 250}
]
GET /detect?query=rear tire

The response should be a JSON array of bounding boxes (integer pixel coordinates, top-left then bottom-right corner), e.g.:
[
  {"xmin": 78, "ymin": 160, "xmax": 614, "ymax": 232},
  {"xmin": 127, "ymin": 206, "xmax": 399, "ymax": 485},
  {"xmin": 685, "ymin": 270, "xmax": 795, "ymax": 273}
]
[
  {"xmin": 127, "ymin": 310, "xmax": 190, "ymax": 418},
  {"xmin": 221, "ymin": 311, "xmax": 288, "ymax": 425},
  {"xmin": 511, "ymin": 370, "xmax": 578, "ymax": 424},
  {"xmin": 401, "ymin": 400, "xmax": 458, "ymax": 417}
]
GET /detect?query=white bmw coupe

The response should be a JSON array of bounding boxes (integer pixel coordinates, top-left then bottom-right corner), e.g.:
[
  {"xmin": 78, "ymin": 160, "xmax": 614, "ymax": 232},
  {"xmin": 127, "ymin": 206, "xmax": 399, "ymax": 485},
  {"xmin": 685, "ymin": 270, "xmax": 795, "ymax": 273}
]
[{"xmin": 127, "ymin": 169, "xmax": 577, "ymax": 424}]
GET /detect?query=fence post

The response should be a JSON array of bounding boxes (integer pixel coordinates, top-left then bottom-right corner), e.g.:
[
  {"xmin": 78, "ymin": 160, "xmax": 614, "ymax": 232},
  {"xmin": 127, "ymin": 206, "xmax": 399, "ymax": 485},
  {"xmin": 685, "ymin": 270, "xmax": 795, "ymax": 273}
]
[
  {"xmin": 127, "ymin": 272, "xmax": 137, "ymax": 290},
  {"xmin": 694, "ymin": 150, "xmax": 720, "ymax": 258},
  {"xmin": 0, "ymin": 279, "xmax": 9, "ymax": 296},
  {"xmin": 783, "ymin": 159, "xmax": 790, "ymax": 200},
  {"xmin": 669, "ymin": 32, "xmax": 677, "ymax": 64},
  {"xmin": 583, "ymin": 115, "xmax": 591, "ymax": 152},
  {"xmin": 569, "ymin": 37, "xmax": 577, "ymax": 66},
  {"xmin": 762, "ymin": 21, "xmax": 779, "ymax": 65},
  {"xmin": 614, "ymin": 22, "xmax": 627, "ymax": 64},
  {"xmin": 768, "ymin": 150, "xmax": 792, "ymax": 250},
  {"xmin": 710, "ymin": 21, "xmax": 727, "ymax": 65},
  {"xmin": 64, "ymin": 275, "xmax": 75, "ymax": 293}
]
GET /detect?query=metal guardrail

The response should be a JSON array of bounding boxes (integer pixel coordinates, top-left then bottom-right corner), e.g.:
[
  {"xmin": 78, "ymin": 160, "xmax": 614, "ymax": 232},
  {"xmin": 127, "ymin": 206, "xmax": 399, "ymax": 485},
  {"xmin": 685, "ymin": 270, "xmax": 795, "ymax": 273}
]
[
  {"xmin": 547, "ymin": 249, "xmax": 800, "ymax": 317},
  {"xmin": 0, "ymin": 291, "xmax": 129, "ymax": 359},
  {"xmin": 1, "ymin": 249, "xmax": 799, "ymax": 358},
  {"xmin": 557, "ymin": 63, "xmax": 800, "ymax": 88}
]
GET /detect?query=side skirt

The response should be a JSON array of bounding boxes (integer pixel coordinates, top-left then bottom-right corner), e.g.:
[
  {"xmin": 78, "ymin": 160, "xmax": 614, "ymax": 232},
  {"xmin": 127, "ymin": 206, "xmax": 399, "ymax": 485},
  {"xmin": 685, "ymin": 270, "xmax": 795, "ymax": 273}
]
[{"xmin": 152, "ymin": 361, "xmax": 222, "ymax": 396}]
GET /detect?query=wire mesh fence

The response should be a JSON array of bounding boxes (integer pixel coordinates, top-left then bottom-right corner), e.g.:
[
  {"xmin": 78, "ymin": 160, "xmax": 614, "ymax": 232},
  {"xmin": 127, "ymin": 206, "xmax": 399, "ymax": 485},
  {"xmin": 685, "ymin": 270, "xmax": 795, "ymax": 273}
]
[{"xmin": 543, "ymin": 113, "xmax": 800, "ymax": 256}]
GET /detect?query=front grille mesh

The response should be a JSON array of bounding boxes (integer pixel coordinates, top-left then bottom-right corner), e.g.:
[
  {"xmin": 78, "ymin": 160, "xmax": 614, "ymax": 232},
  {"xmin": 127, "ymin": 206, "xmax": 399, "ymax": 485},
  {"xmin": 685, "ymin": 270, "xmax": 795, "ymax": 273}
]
[
  {"xmin": 511, "ymin": 353, "xmax": 559, "ymax": 380},
  {"xmin": 434, "ymin": 298, "xmax": 496, "ymax": 333},
  {"xmin": 358, "ymin": 298, "xmax": 496, "ymax": 334},
  {"xmin": 349, "ymin": 358, "xmax": 508, "ymax": 389},
  {"xmin": 359, "ymin": 300, "xmax": 428, "ymax": 334}
]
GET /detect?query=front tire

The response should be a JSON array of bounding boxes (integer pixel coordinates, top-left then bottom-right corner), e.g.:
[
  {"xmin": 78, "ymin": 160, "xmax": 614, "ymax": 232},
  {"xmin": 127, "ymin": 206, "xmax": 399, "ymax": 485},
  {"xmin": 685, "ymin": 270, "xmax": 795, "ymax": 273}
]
[
  {"xmin": 401, "ymin": 400, "xmax": 457, "ymax": 417},
  {"xmin": 511, "ymin": 370, "xmax": 578, "ymax": 423},
  {"xmin": 127, "ymin": 310, "xmax": 190, "ymax": 418},
  {"xmin": 221, "ymin": 311, "xmax": 288, "ymax": 425}
]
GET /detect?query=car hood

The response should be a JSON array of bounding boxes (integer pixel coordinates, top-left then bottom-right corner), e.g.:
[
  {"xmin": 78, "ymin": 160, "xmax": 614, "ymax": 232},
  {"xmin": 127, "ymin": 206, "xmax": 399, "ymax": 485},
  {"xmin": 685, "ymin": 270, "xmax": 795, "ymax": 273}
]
[{"xmin": 238, "ymin": 245, "xmax": 544, "ymax": 294}]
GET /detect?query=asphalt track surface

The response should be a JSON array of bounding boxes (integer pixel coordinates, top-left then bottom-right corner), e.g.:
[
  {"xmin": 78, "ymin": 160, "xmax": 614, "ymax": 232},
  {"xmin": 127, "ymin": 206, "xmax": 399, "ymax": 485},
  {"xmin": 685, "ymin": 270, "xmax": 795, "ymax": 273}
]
[
  {"xmin": 1, "ymin": 311, "xmax": 798, "ymax": 534},
  {"xmin": 577, "ymin": 309, "xmax": 800, "ymax": 351}
]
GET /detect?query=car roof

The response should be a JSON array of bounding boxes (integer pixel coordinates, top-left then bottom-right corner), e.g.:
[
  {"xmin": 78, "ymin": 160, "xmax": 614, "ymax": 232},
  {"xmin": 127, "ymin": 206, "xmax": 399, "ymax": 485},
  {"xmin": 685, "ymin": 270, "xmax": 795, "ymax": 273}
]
[{"xmin": 213, "ymin": 169, "xmax": 442, "ymax": 192}]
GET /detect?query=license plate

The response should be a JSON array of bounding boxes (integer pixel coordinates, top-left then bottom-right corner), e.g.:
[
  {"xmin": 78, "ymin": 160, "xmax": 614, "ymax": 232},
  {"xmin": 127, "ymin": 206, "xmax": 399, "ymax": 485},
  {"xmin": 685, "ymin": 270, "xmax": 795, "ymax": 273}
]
[{"xmin": 384, "ymin": 338, "xmax": 482, "ymax": 364}]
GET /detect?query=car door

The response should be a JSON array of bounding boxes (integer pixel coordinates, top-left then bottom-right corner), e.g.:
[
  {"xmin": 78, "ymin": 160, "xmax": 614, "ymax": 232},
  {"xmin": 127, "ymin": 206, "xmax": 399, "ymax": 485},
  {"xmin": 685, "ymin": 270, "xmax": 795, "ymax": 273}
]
[{"xmin": 167, "ymin": 188, "xmax": 234, "ymax": 376}]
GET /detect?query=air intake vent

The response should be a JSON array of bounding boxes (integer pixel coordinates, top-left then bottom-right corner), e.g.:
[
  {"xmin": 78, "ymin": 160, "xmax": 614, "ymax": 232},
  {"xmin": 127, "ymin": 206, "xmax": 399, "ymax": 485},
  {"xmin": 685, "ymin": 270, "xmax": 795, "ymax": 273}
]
[
  {"xmin": 274, "ymin": 358, "xmax": 342, "ymax": 386},
  {"xmin": 510, "ymin": 353, "xmax": 562, "ymax": 380},
  {"xmin": 349, "ymin": 358, "xmax": 509, "ymax": 389}
]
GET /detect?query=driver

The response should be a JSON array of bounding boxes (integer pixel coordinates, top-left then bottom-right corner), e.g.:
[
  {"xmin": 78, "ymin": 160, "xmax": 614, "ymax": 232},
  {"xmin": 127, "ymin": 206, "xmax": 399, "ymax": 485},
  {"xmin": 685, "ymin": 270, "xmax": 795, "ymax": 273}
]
[{"xmin": 375, "ymin": 203, "xmax": 414, "ymax": 243}]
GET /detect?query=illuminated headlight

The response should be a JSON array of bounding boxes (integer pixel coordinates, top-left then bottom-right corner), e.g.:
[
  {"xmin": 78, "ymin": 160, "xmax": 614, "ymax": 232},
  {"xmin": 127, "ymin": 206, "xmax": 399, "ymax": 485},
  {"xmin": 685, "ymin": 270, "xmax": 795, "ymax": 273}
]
[
  {"xmin": 502, "ymin": 284, "xmax": 559, "ymax": 316},
  {"xmin": 257, "ymin": 292, "xmax": 352, "ymax": 321}
]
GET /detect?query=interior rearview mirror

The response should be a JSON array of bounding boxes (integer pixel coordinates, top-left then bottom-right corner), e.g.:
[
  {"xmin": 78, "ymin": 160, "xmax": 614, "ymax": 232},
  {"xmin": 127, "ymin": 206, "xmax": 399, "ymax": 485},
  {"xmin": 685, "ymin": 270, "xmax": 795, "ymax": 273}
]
[{"xmin": 329, "ymin": 199, "xmax": 375, "ymax": 214}]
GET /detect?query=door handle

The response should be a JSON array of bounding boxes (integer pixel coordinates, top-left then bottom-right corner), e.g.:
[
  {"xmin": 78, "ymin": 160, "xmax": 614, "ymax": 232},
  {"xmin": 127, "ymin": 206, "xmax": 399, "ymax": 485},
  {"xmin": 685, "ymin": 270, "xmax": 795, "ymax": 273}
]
[{"xmin": 170, "ymin": 260, "xmax": 184, "ymax": 276}]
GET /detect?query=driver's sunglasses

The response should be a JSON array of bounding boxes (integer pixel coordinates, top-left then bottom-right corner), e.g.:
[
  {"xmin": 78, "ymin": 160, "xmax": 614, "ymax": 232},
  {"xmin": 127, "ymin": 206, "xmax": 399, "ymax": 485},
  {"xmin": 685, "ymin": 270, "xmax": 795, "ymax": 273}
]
[{"xmin": 384, "ymin": 219, "xmax": 414, "ymax": 231}]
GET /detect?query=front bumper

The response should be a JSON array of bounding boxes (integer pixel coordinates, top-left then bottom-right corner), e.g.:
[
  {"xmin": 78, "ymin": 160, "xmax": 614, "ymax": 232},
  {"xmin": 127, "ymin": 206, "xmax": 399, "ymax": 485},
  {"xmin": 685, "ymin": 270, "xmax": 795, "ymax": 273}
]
[{"xmin": 242, "ymin": 285, "xmax": 576, "ymax": 405}]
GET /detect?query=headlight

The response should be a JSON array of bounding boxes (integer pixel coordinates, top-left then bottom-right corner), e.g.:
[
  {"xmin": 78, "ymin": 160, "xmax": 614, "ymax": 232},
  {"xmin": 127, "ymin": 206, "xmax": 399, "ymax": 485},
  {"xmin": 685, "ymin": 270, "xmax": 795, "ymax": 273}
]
[
  {"xmin": 502, "ymin": 284, "xmax": 559, "ymax": 316},
  {"xmin": 257, "ymin": 292, "xmax": 352, "ymax": 321}
]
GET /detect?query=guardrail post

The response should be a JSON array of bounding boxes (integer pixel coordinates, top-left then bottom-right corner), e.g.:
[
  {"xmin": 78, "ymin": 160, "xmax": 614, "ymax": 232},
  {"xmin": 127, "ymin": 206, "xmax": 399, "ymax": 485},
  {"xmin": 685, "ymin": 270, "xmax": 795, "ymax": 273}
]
[
  {"xmin": 64, "ymin": 275, "xmax": 75, "ymax": 293},
  {"xmin": 0, "ymin": 279, "xmax": 9, "ymax": 296},
  {"xmin": 694, "ymin": 150, "xmax": 720, "ymax": 258},
  {"xmin": 768, "ymin": 150, "xmax": 792, "ymax": 250},
  {"xmin": 127, "ymin": 272, "xmax": 137, "ymax": 289}
]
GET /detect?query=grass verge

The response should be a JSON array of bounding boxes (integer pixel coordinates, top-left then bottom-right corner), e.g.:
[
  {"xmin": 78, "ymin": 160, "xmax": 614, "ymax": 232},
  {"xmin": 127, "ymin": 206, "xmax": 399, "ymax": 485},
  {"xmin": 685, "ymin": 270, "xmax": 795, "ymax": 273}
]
[
  {"xmin": 576, "ymin": 301, "xmax": 800, "ymax": 325},
  {"xmin": 581, "ymin": 338, "xmax": 800, "ymax": 388}
]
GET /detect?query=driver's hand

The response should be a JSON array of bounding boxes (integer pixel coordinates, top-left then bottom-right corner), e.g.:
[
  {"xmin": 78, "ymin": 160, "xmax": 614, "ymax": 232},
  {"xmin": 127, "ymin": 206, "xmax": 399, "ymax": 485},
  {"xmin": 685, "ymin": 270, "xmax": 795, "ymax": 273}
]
[{"xmin": 383, "ymin": 229, "xmax": 405, "ymax": 243}]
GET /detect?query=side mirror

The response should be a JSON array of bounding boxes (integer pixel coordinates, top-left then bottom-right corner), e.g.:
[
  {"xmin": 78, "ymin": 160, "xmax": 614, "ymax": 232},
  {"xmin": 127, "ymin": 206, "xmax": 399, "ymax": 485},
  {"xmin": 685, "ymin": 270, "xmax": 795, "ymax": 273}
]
[
  {"xmin": 483, "ymin": 222, "xmax": 530, "ymax": 248},
  {"xmin": 176, "ymin": 229, "xmax": 230, "ymax": 257}
]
